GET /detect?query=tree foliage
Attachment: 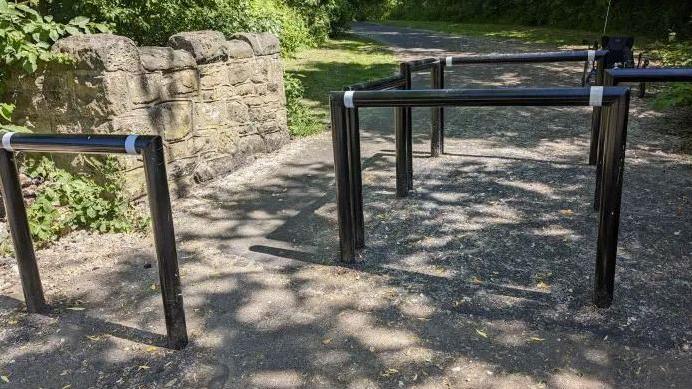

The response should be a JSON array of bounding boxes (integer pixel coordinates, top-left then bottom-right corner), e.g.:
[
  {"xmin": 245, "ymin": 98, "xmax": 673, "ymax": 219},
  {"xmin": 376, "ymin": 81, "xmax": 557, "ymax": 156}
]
[
  {"xmin": 36, "ymin": 0, "xmax": 354, "ymax": 55},
  {"xmin": 357, "ymin": 0, "xmax": 692, "ymax": 40}
]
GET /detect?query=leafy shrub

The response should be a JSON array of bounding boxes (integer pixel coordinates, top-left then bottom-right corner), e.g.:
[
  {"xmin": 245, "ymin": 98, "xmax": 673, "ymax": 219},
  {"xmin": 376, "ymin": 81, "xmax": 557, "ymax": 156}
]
[
  {"xmin": 650, "ymin": 41, "xmax": 692, "ymax": 109},
  {"xmin": 385, "ymin": 0, "xmax": 691, "ymax": 40},
  {"xmin": 284, "ymin": 73, "xmax": 324, "ymax": 136},
  {"xmin": 1, "ymin": 0, "xmax": 109, "ymax": 132},
  {"xmin": 23, "ymin": 156, "xmax": 148, "ymax": 245},
  {"xmin": 37, "ymin": 0, "xmax": 354, "ymax": 55}
]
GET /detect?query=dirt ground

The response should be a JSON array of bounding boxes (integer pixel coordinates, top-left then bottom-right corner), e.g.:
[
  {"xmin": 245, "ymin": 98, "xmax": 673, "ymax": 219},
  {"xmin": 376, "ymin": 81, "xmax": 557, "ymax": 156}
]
[{"xmin": 0, "ymin": 22, "xmax": 690, "ymax": 388}]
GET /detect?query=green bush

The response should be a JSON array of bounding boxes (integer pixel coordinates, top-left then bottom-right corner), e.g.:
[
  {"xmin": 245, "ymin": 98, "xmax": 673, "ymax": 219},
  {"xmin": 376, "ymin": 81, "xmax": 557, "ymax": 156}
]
[
  {"xmin": 367, "ymin": 0, "xmax": 692, "ymax": 40},
  {"xmin": 22, "ymin": 156, "xmax": 147, "ymax": 245},
  {"xmin": 284, "ymin": 72, "xmax": 324, "ymax": 136},
  {"xmin": 37, "ymin": 0, "xmax": 354, "ymax": 55}
]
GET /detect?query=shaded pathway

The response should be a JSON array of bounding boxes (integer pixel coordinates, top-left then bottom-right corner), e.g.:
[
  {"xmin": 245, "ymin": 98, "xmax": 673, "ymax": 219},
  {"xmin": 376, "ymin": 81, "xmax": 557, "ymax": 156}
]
[{"xmin": 0, "ymin": 23, "xmax": 690, "ymax": 388}]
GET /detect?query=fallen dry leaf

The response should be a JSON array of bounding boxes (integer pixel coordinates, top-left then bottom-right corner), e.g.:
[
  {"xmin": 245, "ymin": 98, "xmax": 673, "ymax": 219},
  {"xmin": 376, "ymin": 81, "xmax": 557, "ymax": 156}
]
[
  {"xmin": 536, "ymin": 281, "xmax": 551, "ymax": 290},
  {"xmin": 475, "ymin": 329, "xmax": 488, "ymax": 338},
  {"xmin": 529, "ymin": 337, "xmax": 546, "ymax": 342},
  {"xmin": 322, "ymin": 338, "xmax": 332, "ymax": 345}
]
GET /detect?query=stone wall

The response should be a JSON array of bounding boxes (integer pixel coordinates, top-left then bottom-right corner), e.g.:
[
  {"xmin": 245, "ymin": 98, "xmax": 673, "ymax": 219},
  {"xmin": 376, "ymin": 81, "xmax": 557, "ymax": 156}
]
[{"xmin": 6, "ymin": 31, "xmax": 289, "ymax": 196}]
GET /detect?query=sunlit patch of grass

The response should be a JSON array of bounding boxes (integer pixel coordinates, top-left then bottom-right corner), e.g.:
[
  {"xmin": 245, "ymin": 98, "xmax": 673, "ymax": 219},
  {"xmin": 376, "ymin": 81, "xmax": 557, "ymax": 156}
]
[{"xmin": 285, "ymin": 34, "xmax": 398, "ymax": 122}]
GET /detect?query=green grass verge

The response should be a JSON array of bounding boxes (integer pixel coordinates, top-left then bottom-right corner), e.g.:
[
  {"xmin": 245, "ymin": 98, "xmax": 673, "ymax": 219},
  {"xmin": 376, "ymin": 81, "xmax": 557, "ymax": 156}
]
[{"xmin": 285, "ymin": 34, "xmax": 398, "ymax": 126}]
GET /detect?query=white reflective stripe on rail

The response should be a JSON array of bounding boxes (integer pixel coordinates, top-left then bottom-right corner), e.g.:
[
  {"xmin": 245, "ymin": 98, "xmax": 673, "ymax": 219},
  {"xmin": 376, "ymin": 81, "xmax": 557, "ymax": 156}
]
[
  {"xmin": 589, "ymin": 86, "xmax": 604, "ymax": 107},
  {"xmin": 344, "ymin": 91, "xmax": 355, "ymax": 108},
  {"xmin": 446, "ymin": 56, "xmax": 453, "ymax": 66},
  {"xmin": 124, "ymin": 134, "xmax": 139, "ymax": 155},
  {"xmin": 2, "ymin": 132, "xmax": 15, "ymax": 151},
  {"xmin": 588, "ymin": 49, "xmax": 595, "ymax": 63}
]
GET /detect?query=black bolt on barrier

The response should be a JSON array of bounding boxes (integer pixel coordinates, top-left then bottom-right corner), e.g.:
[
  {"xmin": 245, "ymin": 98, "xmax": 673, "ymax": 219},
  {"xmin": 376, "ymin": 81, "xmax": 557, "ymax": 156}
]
[
  {"xmin": 441, "ymin": 50, "xmax": 608, "ymax": 165},
  {"xmin": 330, "ymin": 86, "xmax": 631, "ymax": 308},
  {"xmin": 593, "ymin": 67, "xmax": 692, "ymax": 210},
  {"xmin": 0, "ymin": 133, "xmax": 188, "ymax": 349}
]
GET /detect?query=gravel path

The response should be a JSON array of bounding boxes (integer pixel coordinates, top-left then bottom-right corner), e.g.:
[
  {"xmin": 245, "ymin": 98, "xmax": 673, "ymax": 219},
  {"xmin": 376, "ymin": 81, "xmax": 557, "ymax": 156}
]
[{"xmin": 0, "ymin": 22, "xmax": 690, "ymax": 388}]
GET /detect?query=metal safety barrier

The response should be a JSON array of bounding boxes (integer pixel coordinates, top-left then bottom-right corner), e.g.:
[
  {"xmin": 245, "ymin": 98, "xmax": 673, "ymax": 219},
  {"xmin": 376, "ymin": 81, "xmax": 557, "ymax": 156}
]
[
  {"xmin": 593, "ymin": 67, "xmax": 692, "ymax": 210},
  {"xmin": 440, "ymin": 50, "xmax": 609, "ymax": 165},
  {"xmin": 0, "ymin": 133, "xmax": 188, "ymax": 349},
  {"xmin": 345, "ymin": 50, "xmax": 611, "ymax": 199},
  {"xmin": 330, "ymin": 86, "xmax": 631, "ymax": 308}
]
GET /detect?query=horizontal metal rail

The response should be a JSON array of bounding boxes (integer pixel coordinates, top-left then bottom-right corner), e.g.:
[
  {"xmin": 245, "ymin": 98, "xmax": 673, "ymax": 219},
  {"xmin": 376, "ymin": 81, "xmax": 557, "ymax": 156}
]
[
  {"xmin": 444, "ymin": 50, "xmax": 608, "ymax": 65},
  {"xmin": 0, "ymin": 133, "xmax": 188, "ymax": 349},
  {"xmin": 439, "ymin": 50, "xmax": 608, "ymax": 164},
  {"xmin": 408, "ymin": 57, "xmax": 439, "ymax": 71},
  {"xmin": 345, "ymin": 74, "xmax": 406, "ymax": 91},
  {"xmin": 331, "ymin": 86, "xmax": 630, "ymax": 308},
  {"xmin": 338, "ymin": 87, "xmax": 627, "ymax": 107},
  {"xmin": 604, "ymin": 67, "xmax": 692, "ymax": 83}
]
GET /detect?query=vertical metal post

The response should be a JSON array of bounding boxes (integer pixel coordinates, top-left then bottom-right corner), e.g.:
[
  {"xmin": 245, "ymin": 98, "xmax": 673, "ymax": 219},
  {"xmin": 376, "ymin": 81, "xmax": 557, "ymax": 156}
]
[
  {"xmin": 594, "ymin": 72, "xmax": 616, "ymax": 210},
  {"xmin": 142, "ymin": 137, "xmax": 188, "ymax": 349},
  {"xmin": 589, "ymin": 57, "xmax": 606, "ymax": 165},
  {"xmin": 431, "ymin": 60, "xmax": 445, "ymax": 157},
  {"xmin": 401, "ymin": 62, "xmax": 414, "ymax": 190},
  {"xmin": 346, "ymin": 107, "xmax": 364, "ymax": 249},
  {"xmin": 330, "ymin": 97, "xmax": 356, "ymax": 261},
  {"xmin": 594, "ymin": 91, "xmax": 630, "ymax": 308},
  {"xmin": 395, "ymin": 88, "xmax": 409, "ymax": 197},
  {"xmin": 0, "ymin": 150, "xmax": 47, "ymax": 313}
]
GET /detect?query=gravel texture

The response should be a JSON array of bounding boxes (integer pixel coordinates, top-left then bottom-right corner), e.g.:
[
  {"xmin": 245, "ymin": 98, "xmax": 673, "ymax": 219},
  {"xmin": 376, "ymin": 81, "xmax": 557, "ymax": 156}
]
[{"xmin": 0, "ymin": 22, "xmax": 690, "ymax": 388}]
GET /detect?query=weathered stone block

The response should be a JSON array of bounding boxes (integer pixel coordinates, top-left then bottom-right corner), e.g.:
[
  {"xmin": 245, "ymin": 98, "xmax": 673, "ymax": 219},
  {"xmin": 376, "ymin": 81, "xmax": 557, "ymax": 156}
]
[
  {"xmin": 153, "ymin": 101, "xmax": 193, "ymax": 140},
  {"xmin": 168, "ymin": 30, "xmax": 227, "ymax": 63},
  {"xmin": 128, "ymin": 72, "xmax": 161, "ymax": 105},
  {"xmin": 110, "ymin": 109, "xmax": 157, "ymax": 135},
  {"xmin": 194, "ymin": 101, "xmax": 228, "ymax": 130},
  {"xmin": 234, "ymin": 83, "xmax": 255, "ymax": 96},
  {"xmin": 70, "ymin": 71, "xmax": 130, "ymax": 118},
  {"xmin": 139, "ymin": 46, "xmax": 196, "ymax": 71},
  {"xmin": 227, "ymin": 101, "xmax": 250, "ymax": 123},
  {"xmin": 220, "ymin": 40, "xmax": 254, "ymax": 59},
  {"xmin": 198, "ymin": 64, "xmax": 229, "ymax": 89},
  {"xmin": 161, "ymin": 69, "xmax": 199, "ymax": 99},
  {"xmin": 232, "ymin": 33, "xmax": 280, "ymax": 55},
  {"xmin": 52, "ymin": 34, "xmax": 142, "ymax": 72},
  {"xmin": 228, "ymin": 61, "xmax": 254, "ymax": 85}
]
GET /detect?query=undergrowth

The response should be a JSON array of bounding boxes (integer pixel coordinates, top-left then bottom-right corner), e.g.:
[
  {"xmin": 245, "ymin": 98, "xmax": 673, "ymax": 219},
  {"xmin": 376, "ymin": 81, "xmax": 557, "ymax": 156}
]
[{"xmin": 17, "ymin": 156, "xmax": 147, "ymax": 248}]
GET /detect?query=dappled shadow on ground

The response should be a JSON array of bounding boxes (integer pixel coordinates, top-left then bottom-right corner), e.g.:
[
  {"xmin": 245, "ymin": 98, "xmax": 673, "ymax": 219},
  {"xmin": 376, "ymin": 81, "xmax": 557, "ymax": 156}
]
[{"xmin": 0, "ymin": 23, "xmax": 690, "ymax": 388}]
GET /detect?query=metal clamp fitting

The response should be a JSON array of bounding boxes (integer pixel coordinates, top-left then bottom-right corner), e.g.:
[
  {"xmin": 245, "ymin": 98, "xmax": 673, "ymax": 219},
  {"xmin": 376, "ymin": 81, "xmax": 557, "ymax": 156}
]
[{"xmin": 2, "ymin": 132, "xmax": 15, "ymax": 152}]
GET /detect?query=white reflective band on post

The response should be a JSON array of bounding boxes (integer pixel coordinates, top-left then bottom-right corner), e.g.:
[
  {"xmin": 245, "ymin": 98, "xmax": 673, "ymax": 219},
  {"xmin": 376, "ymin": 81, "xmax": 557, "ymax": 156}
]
[
  {"xmin": 344, "ymin": 91, "xmax": 355, "ymax": 108},
  {"xmin": 446, "ymin": 56, "xmax": 453, "ymax": 66},
  {"xmin": 124, "ymin": 134, "xmax": 139, "ymax": 155},
  {"xmin": 589, "ymin": 86, "xmax": 604, "ymax": 106},
  {"xmin": 2, "ymin": 132, "xmax": 15, "ymax": 151},
  {"xmin": 588, "ymin": 49, "xmax": 595, "ymax": 63}
]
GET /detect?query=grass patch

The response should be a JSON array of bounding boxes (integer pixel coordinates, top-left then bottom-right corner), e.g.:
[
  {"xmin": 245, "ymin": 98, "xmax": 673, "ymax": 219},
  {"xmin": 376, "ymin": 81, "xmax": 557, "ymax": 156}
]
[{"xmin": 285, "ymin": 34, "xmax": 398, "ymax": 124}]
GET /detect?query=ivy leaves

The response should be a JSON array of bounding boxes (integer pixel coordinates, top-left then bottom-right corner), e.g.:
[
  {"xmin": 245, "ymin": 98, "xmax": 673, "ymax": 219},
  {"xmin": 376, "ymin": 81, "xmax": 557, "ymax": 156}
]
[
  {"xmin": 0, "ymin": 1, "xmax": 110, "ymax": 73},
  {"xmin": 24, "ymin": 157, "xmax": 148, "ymax": 245}
]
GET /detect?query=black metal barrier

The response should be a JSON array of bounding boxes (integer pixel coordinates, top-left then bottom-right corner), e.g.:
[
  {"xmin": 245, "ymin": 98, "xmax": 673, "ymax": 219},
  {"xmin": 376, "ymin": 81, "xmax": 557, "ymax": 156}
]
[
  {"xmin": 331, "ymin": 87, "xmax": 631, "ymax": 308},
  {"xmin": 440, "ymin": 50, "xmax": 609, "ymax": 166},
  {"xmin": 593, "ymin": 68, "xmax": 692, "ymax": 210},
  {"xmin": 0, "ymin": 133, "xmax": 188, "ymax": 349},
  {"xmin": 345, "ymin": 50, "xmax": 610, "ymax": 198}
]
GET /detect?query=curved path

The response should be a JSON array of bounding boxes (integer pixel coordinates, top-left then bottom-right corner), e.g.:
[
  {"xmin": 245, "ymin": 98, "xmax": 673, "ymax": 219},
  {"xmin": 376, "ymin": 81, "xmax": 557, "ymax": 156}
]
[{"xmin": 1, "ymin": 23, "xmax": 690, "ymax": 388}]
